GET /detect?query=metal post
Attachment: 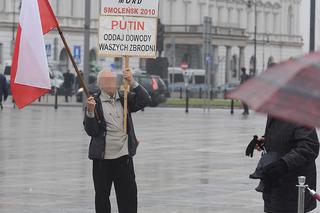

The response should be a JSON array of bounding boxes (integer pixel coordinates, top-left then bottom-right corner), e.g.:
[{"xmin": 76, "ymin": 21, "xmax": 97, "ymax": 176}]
[
  {"xmin": 262, "ymin": 34, "xmax": 265, "ymax": 72},
  {"xmin": 185, "ymin": 87, "xmax": 189, "ymax": 113},
  {"xmin": 203, "ymin": 16, "xmax": 213, "ymax": 111},
  {"xmin": 230, "ymin": 99, "xmax": 234, "ymax": 114},
  {"xmin": 310, "ymin": 0, "xmax": 316, "ymax": 52},
  {"xmin": 254, "ymin": 0, "xmax": 257, "ymax": 75},
  {"xmin": 171, "ymin": 36, "xmax": 176, "ymax": 93},
  {"xmin": 83, "ymin": 0, "xmax": 91, "ymax": 108},
  {"xmin": 54, "ymin": 87, "xmax": 58, "ymax": 109},
  {"xmin": 297, "ymin": 176, "xmax": 306, "ymax": 213}
]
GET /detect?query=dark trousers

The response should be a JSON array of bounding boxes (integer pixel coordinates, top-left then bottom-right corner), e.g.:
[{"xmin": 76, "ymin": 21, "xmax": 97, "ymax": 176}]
[
  {"xmin": 64, "ymin": 87, "xmax": 72, "ymax": 102},
  {"xmin": 0, "ymin": 95, "xmax": 3, "ymax": 109},
  {"xmin": 243, "ymin": 103, "xmax": 249, "ymax": 114},
  {"xmin": 93, "ymin": 156, "xmax": 137, "ymax": 213}
]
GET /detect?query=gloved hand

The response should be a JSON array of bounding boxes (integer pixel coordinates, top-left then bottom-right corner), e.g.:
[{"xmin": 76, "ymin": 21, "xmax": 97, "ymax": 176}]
[{"xmin": 262, "ymin": 159, "xmax": 288, "ymax": 188}]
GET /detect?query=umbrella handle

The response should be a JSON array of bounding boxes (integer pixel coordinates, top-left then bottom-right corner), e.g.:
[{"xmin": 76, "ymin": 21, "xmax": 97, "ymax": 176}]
[{"xmin": 307, "ymin": 187, "xmax": 320, "ymax": 202}]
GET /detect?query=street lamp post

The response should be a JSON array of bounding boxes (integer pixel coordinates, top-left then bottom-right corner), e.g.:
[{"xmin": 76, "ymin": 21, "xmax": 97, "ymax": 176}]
[
  {"xmin": 247, "ymin": 0, "xmax": 257, "ymax": 75},
  {"xmin": 310, "ymin": 0, "xmax": 316, "ymax": 52},
  {"xmin": 11, "ymin": 0, "xmax": 16, "ymax": 56}
]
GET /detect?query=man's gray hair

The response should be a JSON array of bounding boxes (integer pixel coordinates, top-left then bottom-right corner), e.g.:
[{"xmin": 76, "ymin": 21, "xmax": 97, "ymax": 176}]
[{"xmin": 96, "ymin": 70, "xmax": 116, "ymax": 85}]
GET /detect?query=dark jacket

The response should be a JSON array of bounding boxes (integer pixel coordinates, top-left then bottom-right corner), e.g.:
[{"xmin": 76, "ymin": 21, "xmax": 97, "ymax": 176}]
[
  {"xmin": 240, "ymin": 73, "xmax": 250, "ymax": 84},
  {"xmin": 63, "ymin": 72, "xmax": 74, "ymax": 88},
  {"xmin": 263, "ymin": 116, "xmax": 319, "ymax": 213},
  {"xmin": 83, "ymin": 85, "xmax": 151, "ymax": 160},
  {"xmin": 0, "ymin": 74, "xmax": 8, "ymax": 101}
]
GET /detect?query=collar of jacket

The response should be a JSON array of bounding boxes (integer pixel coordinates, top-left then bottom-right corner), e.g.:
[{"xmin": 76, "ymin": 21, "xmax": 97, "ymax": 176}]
[
  {"xmin": 94, "ymin": 91, "xmax": 129, "ymax": 123},
  {"xmin": 100, "ymin": 90, "xmax": 121, "ymax": 102}
]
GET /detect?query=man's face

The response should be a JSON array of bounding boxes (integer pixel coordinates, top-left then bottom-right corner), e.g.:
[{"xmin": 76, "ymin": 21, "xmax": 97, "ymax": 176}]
[{"xmin": 98, "ymin": 72, "xmax": 117, "ymax": 96}]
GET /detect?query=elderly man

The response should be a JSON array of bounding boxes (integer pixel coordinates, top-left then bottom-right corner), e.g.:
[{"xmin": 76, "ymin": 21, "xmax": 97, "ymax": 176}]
[{"xmin": 83, "ymin": 69, "xmax": 151, "ymax": 213}]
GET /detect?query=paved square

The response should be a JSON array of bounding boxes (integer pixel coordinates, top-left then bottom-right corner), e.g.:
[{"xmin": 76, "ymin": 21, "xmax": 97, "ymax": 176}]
[{"xmin": 0, "ymin": 106, "xmax": 317, "ymax": 212}]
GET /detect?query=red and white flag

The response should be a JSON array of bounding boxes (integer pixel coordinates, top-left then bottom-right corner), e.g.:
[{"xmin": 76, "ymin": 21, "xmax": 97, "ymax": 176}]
[{"xmin": 11, "ymin": 0, "xmax": 58, "ymax": 109}]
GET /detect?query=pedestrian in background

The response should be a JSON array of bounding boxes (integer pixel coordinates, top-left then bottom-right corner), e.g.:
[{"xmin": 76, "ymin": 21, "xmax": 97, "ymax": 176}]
[
  {"xmin": 240, "ymin": 67, "xmax": 250, "ymax": 115},
  {"xmin": 74, "ymin": 70, "xmax": 83, "ymax": 92},
  {"xmin": 63, "ymin": 69, "xmax": 74, "ymax": 102},
  {"xmin": 84, "ymin": 69, "xmax": 151, "ymax": 213},
  {"xmin": 0, "ymin": 72, "xmax": 8, "ymax": 110}
]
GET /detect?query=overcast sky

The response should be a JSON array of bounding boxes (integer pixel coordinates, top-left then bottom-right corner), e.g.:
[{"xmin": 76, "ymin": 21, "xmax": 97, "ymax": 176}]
[{"xmin": 300, "ymin": 1, "xmax": 319, "ymax": 53}]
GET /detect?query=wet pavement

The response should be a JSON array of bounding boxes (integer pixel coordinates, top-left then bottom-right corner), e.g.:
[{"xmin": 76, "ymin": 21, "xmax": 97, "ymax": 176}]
[{"xmin": 0, "ymin": 105, "xmax": 315, "ymax": 212}]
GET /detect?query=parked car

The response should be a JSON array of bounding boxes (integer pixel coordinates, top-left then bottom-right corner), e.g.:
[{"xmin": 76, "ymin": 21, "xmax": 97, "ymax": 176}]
[
  {"xmin": 134, "ymin": 73, "xmax": 169, "ymax": 107},
  {"xmin": 217, "ymin": 82, "xmax": 240, "ymax": 93},
  {"xmin": 216, "ymin": 82, "xmax": 240, "ymax": 98},
  {"xmin": 151, "ymin": 75, "xmax": 170, "ymax": 103},
  {"xmin": 76, "ymin": 72, "xmax": 169, "ymax": 107}
]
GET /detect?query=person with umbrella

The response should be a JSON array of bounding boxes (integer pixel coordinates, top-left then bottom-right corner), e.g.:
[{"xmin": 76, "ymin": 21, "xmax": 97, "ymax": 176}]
[
  {"xmin": 253, "ymin": 116, "xmax": 319, "ymax": 212},
  {"xmin": 227, "ymin": 55, "xmax": 320, "ymax": 212}
]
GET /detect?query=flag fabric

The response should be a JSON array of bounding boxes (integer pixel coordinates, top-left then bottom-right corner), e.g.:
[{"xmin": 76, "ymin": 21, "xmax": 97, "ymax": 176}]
[{"xmin": 11, "ymin": 0, "xmax": 58, "ymax": 109}]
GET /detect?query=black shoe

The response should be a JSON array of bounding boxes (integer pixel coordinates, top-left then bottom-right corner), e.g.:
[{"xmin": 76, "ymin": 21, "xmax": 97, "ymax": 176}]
[{"xmin": 0, "ymin": 103, "xmax": 3, "ymax": 110}]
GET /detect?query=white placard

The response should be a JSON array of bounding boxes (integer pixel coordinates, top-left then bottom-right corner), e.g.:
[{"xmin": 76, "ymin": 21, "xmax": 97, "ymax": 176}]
[
  {"xmin": 101, "ymin": 0, "xmax": 159, "ymax": 18},
  {"xmin": 98, "ymin": 16, "xmax": 157, "ymax": 58}
]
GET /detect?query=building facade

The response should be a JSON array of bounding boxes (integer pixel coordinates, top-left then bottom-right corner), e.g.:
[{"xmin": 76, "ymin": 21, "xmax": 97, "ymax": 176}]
[{"xmin": 0, "ymin": 0, "xmax": 303, "ymax": 86}]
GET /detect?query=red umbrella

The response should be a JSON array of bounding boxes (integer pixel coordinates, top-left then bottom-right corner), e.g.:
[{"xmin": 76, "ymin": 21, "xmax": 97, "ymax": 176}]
[{"xmin": 227, "ymin": 51, "xmax": 320, "ymax": 127}]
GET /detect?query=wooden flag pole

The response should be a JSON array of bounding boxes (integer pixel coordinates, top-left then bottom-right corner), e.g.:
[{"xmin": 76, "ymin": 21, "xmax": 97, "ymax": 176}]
[
  {"xmin": 124, "ymin": 56, "xmax": 130, "ymax": 134},
  {"xmin": 56, "ymin": 25, "xmax": 100, "ymax": 121}
]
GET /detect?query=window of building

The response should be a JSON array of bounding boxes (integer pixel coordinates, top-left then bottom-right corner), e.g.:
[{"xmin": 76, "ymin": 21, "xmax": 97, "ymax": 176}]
[
  {"xmin": 209, "ymin": 5, "xmax": 214, "ymax": 18},
  {"xmin": 257, "ymin": 11, "xmax": 262, "ymax": 32},
  {"xmin": 59, "ymin": 0, "xmax": 72, "ymax": 16},
  {"xmin": 173, "ymin": 74, "xmax": 184, "ymax": 83},
  {"xmin": 288, "ymin": 6, "xmax": 294, "ymax": 35},
  {"xmin": 249, "ymin": 56, "xmax": 256, "ymax": 75},
  {"xmin": 264, "ymin": 12, "xmax": 267, "ymax": 33},
  {"xmin": 218, "ymin": 7, "xmax": 223, "ymax": 25},
  {"xmin": 273, "ymin": 13, "xmax": 278, "ymax": 33},
  {"xmin": 247, "ymin": 10, "xmax": 252, "ymax": 31},
  {"xmin": 228, "ymin": 8, "xmax": 233, "ymax": 24},
  {"xmin": 0, "ymin": 0, "xmax": 4, "ymax": 11},
  {"xmin": 195, "ymin": 75, "xmax": 205, "ymax": 84},
  {"xmin": 199, "ymin": 3, "xmax": 204, "ymax": 24},
  {"xmin": 237, "ymin": 9, "xmax": 243, "ymax": 27}
]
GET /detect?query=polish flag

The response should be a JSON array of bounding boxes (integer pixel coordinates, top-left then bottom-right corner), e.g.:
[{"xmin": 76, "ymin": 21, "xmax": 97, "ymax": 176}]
[{"xmin": 11, "ymin": 0, "xmax": 58, "ymax": 109}]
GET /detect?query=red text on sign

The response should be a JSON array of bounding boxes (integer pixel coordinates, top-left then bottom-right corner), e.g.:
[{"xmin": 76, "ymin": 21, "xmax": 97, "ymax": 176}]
[{"xmin": 111, "ymin": 20, "xmax": 145, "ymax": 31}]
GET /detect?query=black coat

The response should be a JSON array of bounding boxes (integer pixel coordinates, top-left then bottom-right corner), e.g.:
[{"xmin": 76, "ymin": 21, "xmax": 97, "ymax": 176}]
[
  {"xmin": 263, "ymin": 116, "xmax": 319, "ymax": 213},
  {"xmin": 0, "ymin": 74, "xmax": 8, "ymax": 101},
  {"xmin": 83, "ymin": 85, "xmax": 151, "ymax": 160}
]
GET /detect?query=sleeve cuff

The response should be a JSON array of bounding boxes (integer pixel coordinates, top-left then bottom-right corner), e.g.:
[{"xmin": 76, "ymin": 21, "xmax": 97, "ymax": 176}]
[{"xmin": 86, "ymin": 111, "xmax": 95, "ymax": 118}]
